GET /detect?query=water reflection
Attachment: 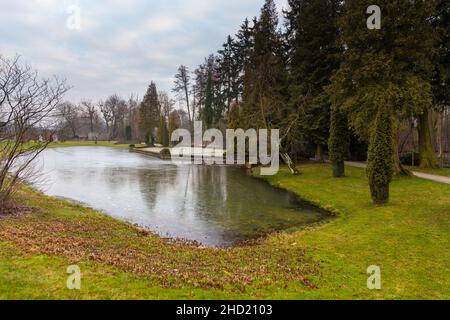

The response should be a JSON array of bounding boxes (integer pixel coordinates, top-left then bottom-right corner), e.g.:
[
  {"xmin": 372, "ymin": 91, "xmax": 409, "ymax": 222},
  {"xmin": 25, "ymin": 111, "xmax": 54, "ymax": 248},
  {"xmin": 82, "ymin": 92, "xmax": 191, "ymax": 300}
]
[{"xmin": 35, "ymin": 147, "xmax": 329, "ymax": 247}]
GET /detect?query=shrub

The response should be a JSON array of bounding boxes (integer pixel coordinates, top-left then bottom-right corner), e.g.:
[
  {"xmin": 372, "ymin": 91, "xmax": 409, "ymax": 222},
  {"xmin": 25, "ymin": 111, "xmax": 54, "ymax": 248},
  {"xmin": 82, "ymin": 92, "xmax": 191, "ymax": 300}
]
[
  {"xmin": 329, "ymin": 108, "xmax": 349, "ymax": 177},
  {"xmin": 367, "ymin": 105, "xmax": 394, "ymax": 204}
]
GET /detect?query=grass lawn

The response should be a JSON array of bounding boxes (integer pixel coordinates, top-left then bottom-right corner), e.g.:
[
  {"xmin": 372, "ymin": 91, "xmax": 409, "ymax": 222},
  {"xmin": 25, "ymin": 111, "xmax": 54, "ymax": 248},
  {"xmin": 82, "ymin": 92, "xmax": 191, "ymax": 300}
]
[
  {"xmin": 0, "ymin": 163, "xmax": 448, "ymax": 299},
  {"xmin": 48, "ymin": 141, "xmax": 131, "ymax": 149}
]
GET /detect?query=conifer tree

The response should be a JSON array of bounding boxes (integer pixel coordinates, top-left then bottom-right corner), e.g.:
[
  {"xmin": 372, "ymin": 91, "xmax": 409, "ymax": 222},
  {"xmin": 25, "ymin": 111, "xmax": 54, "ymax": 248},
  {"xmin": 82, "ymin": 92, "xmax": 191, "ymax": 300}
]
[
  {"xmin": 285, "ymin": 0, "xmax": 341, "ymax": 160},
  {"xmin": 432, "ymin": 0, "xmax": 450, "ymax": 107},
  {"xmin": 139, "ymin": 82, "xmax": 159, "ymax": 144},
  {"xmin": 432, "ymin": 0, "xmax": 450, "ymax": 164},
  {"xmin": 329, "ymin": 0, "xmax": 438, "ymax": 173},
  {"xmin": 242, "ymin": 0, "xmax": 285, "ymax": 129},
  {"xmin": 158, "ymin": 117, "xmax": 169, "ymax": 147},
  {"xmin": 235, "ymin": 18, "xmax": 255, "ymax": 99},
  {"xmin": 202, "ymin": 71, "xmax": 214, "ymax": 128},
  {"xmin": 367, "ymin": 104, "xmax": 394, "ymax": 205},
  {"xmin": 329, "ymin": 107, "xmax": 350, "ymax": 177},
  {"xmin": 217, "ymin": 35, "xmax": 240, "ymax": 109}
]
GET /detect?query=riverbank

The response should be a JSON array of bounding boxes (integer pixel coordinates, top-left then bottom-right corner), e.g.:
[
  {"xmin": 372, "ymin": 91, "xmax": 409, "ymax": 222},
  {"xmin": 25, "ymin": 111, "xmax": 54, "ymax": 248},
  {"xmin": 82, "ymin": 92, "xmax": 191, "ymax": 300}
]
[
  {"xmin": 0, "ymin": 163, "xmax": 449, "ymax": 299},
  {"xmin": 48, "ymin": 141, "xmax": 131, "ymax": 149}
]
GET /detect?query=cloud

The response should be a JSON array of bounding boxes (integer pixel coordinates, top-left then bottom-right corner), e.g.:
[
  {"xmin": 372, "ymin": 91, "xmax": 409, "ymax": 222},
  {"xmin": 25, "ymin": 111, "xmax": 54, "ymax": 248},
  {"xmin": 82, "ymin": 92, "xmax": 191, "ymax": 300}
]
[{"xmin": 0, "ymin": 0, "xmax": 288, "ymax": 103}]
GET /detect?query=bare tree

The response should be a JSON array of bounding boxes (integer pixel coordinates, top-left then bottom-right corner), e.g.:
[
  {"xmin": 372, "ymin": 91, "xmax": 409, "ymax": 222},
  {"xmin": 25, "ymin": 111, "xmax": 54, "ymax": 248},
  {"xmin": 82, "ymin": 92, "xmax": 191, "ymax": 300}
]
[
  {"xmin": 101, "ymin": 94, "xmax": 127, "ymax": 141},
  {"xmin": 173, "ymin": 65, "xmax": 192, "ymax": 130},
  {"xmin": 0, "ymin": 55, "xmax": 69, "ymax": 209},
  {"xmin": 99, "ymin": 100, "xmax": 112, "ymax": 140},
  {"xmin": 159, "ymin": 90, "xmax": 175, "ymax": 118},
  {"xmin": 126, "ymin": 94, "xmax": 140, "ymax": 141},
  {"xmin": 81, "ymin": 100, "xmax": 98, "ymax": 140},
  {"xmin": 57, "ymin": 101, "xmax": 80, "ymax": 138}
]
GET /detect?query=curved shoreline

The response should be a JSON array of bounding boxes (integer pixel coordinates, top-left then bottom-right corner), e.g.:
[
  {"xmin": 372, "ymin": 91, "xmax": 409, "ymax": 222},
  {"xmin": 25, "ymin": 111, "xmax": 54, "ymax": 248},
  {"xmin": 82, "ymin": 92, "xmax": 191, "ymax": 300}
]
[{"xmin": 1, "ymin": 151, "xmax": 449, "ymax": 299}]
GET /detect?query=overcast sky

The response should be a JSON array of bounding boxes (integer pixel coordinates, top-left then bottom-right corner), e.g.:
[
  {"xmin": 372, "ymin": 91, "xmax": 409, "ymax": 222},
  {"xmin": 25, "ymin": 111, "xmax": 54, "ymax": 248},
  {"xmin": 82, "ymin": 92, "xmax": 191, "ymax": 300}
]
[{"xmin": 1, "ymin": 0, "xmax": 288, "ymax": 103}]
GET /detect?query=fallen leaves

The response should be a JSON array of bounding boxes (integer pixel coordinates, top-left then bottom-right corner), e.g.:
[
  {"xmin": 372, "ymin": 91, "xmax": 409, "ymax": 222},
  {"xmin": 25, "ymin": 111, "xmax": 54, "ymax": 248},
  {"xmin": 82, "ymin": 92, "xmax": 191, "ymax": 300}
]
[{"xmin": 0, "ymin": 213, "xmax": 320, "ymax": 292}]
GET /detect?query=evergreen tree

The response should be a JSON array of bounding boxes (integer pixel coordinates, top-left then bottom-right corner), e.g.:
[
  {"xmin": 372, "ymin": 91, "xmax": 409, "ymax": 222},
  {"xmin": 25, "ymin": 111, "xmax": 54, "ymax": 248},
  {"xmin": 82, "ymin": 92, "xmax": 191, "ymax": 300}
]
[
  {"xmin": 158, "ymin": 117, "xmax": 169, "ymax": 147},
  {"xmin": 329, "ymin": 107, "xmax": 350, "ymax": 177},
  {"xmin": 367, "ymin": 104, "xmax": 394, "ymax": 205},
  {"xmin": 193, "ymin": 55, "xmax": 216, "ymax": 118},
  {"xmin": 235, "ymin": 18, "xmax": 255, "ymax": 100},
  {"xmin": 431, "ymin": 0, "xmax": 450, "ymax": 164},
  {"xmin": 139, "ymin": 82, "xmax": 159, "ymax": 144},
  {"xmin": 217, "ymin": 35, "xmax": 240, "ymax": 110},
  {"xmin": 125, "ymin": 125, "xmax": 132, "ymax": 141},
  {"xmin": 285, "ymin": 0, "xmax": 341, "ymax": 160},
  {"xmin": 242, "ymin": 0, "xmax": 286, "ymax": 129},
  {"xmin": 212, "ymin": 56, "xmax": 227, "ymax": 124},
  {"xmin": 202, "ymin": 71, "xmax": 214, "ymax": 128},
  {"xmin": 432, "ymin": 0, "xmax": 450, "ymax": 108},
  {"xmin": 329, "ymin": 0, "xmax": 438, "ymax": 172}
]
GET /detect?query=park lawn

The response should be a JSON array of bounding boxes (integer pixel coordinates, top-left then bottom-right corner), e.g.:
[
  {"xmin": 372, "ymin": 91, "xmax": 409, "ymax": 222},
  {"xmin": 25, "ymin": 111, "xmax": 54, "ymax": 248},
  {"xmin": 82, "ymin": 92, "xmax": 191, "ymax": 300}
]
[
  {"xmin": 0, "ymin": 141, "xmax": 130, "ymax": 157},
  {"xmin": 48, "ymin": 141, "xmax": 131, "ymax": 149},
  {"xmin": 262, "ymin": 165, "xmax": 450, "ymax": 299},
  {"xmin": 0, "ymin": 164, "xmax": 449, "ymax": 299},
  {"xmin": 406, "ymin": 166, "xmax": 450, "ymax": 178}
]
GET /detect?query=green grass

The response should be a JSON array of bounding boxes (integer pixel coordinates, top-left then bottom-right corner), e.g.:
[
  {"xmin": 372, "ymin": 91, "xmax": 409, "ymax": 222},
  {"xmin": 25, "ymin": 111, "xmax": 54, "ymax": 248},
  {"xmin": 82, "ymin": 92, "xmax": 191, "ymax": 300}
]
[
  {"xmin": 48, "ymin": 141, "xmax": 131, "ymax": 149},
  {"xmin": 0, "ymin": 243, "xmax": 233, "ymax": 300},
  {"xmin": 0, "ymin": 164, "xmax": 448, "ymax": 299},
  {"xmin": 406, "ymin": 166, "xmax": 450, "ymax": 178},
  {"xmin": 262, "ymin": 165, "xmax": 450, "ymax": 299}
]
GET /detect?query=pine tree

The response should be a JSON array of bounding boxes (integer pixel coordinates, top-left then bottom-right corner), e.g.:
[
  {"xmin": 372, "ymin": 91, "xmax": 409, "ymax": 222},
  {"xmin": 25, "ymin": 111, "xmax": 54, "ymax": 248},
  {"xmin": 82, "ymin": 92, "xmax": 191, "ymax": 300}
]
[
  {"xmin": 193, "ymin": 55, "xmax": 216, "ymax": 118},
  {"xmin": 235, "ymin": 18, "xmax": 255, "ymax": 100},
  {"xmin": 217, "ymin": 35, "xmax": 240, "ymax": 110},
  {"xmin": 285, "ymin": 0, "xmax": 341, "ymax": 160},
  {"xmin": 329, "ymin": 107, "xmax": 350, "ymax": 177},
  {"xmin": 367, "ymin": 104, "xmax": 394, "ymax": 205},
  {"xmin": 202, "ymin": 70, "xmax": 214, "ymax": 128},
  {"xmin": 212, "ymin": 56, "xmax": 227, "ymax": 125},
  {"xmin": 139, "ymin": 82, "xmax": 159, "ymax": 144},
  {"xmin": 242, "ymin": 0, "xmax": 286, "ymax": 129}
]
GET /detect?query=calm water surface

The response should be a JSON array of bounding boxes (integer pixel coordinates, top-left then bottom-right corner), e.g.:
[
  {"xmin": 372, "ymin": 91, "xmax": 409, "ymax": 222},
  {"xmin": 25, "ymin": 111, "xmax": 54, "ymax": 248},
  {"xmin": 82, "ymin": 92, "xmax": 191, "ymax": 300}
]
[{"xmin": 35, "ymin": 147, "xmax": 329, "ymax": 246}]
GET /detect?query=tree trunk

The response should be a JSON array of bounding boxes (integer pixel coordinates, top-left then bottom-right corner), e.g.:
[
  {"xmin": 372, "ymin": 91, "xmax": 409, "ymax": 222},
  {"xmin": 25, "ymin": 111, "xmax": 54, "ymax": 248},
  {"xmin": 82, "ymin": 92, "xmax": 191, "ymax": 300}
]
[
  {"xmin": 315, "ymin": 144, "xmax": 323, "ymax": 162},
  {"xmin": 332, "ymin": 161, "xmax": 345, "ymax": 177},
  {"xmin": 392, "ymin": 121, "xmax": 411, "ymax": 175},
  {"xmin": 370, "ymin": 183, "xmax": 389, "ymax": 205},
  {"xmin": 184, "ymin": 86, "xmax": 192, "ymax": 133},
  {"xmin": 437, "ymin": 110, "xmax": 444, "ymax": 168},
  {"xmin": 90, "ymin": 118, "xmax": 94, "ymax": 139},
  {"xmin": 280, "ymin": 152, "xmax": 300, "ymax": 175},
  {"xmin": 418, "ymin": 109, "xmax": 439, "ymax": 168}
]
